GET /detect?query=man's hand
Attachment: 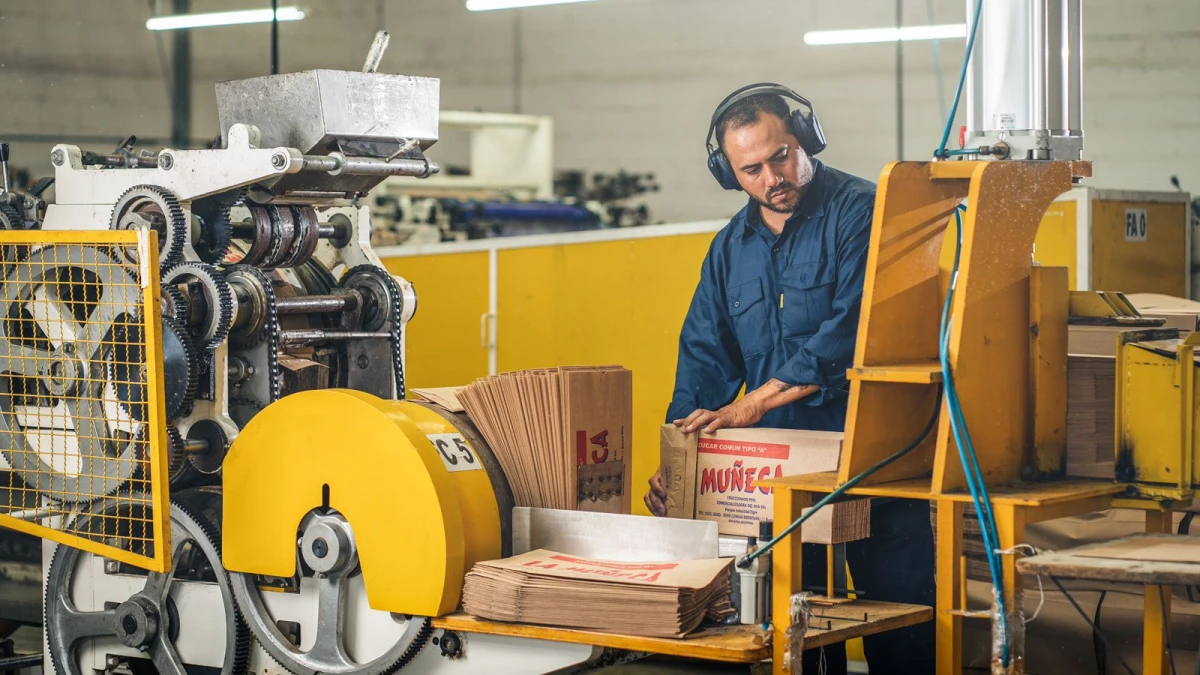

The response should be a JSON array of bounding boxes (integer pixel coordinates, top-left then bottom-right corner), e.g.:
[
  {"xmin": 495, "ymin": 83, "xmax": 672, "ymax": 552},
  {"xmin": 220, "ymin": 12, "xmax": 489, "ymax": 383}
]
[
  {"xmin": 673, "ymin": 397, "xmax": 765, "ymax": 434},
  {"xmin": 644, "ymin": 468, "xmax": 668, "ymax": 517},
  {"xmin": 673, "ymin": 379, "xmax": 820, "ymax": 434}
]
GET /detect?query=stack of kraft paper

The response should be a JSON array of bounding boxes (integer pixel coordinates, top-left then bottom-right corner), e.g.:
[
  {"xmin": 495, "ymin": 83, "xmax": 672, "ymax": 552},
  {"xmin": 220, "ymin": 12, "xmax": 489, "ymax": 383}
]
[
  {"xmin": 461, "ymin": 549, "xmax": 732, "ymax": 638},
  {"xmin": 458, "ymin": 366, "xmax": 632, "ymax": 513}
]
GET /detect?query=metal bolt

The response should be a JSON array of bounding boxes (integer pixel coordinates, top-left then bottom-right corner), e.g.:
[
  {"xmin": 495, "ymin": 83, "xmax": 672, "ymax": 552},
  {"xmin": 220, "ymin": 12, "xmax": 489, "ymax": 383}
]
[
  {"xmin": 50, "ymin": 150, "xmax": 65, "ymax": 166},
  {"xmin": 158, "ymin": 154, "xmax": 174, "ymax": 171},
  {"xmin": 357, "ymin": 354, "xmax": 370, "ymax": 369},
  {"xmin": 105, "ymin": 560, "xmax": 119, "ymax": 574},
  {"xmin": 107, "ymin": 656, "xmax": 120, "ymax": 667},
  {"xmin": 311, "ymin": 538, "xmax": 329, "ymax": 559},
  {"xmin": 272, "ymin": 153, "xmax": 289, "ymax": 170}
]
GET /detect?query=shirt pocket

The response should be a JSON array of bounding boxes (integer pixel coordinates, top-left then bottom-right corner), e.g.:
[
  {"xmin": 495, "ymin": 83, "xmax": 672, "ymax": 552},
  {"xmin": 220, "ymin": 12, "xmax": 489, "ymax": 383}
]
[
  {"xmin": 781, "ymin": 261, "xmax": 835, "ymax": 338},
  {"xmin": 728, "ymin": 278, "xmax": 772, "ymax": 357}
]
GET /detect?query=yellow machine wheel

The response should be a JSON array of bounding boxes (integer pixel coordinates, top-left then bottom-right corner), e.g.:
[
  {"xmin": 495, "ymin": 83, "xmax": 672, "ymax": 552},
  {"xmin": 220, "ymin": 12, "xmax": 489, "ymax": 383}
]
[{"xmin": 221, "ymin": 389, "xmax": 506, "ymax": 616}]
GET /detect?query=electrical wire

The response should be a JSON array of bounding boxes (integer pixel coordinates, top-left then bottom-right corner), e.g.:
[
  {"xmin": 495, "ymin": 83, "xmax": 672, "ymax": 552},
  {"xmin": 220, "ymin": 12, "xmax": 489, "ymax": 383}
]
[
  {"xmin": 737, "ymin": 385, "xmax": 943, "ymax": 568},
  {"xmin": 1050, "ymin": 577, "xmax": 1137, "ymax": 675},
  {"xmin": 934, "ymin": 0, "xmax": 985, "ymax": 158}
]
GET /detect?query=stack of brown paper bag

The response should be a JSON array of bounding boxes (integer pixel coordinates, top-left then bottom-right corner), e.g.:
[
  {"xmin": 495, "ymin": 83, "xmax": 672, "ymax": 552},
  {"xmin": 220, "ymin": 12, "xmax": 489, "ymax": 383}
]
[
  {"xmin": 462, "ymin": 549, "xmax": 732, "ymax": 638},
  {"xmin": 459, "ymin": 366, "xmax": 632, "ymax": 513}
]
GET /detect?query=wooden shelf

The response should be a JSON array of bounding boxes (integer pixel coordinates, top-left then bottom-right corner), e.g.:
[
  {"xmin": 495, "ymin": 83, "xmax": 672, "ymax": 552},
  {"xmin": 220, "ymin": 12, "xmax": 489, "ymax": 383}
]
[
  {"xmin": 433, "ymin": 600, "xmax": 933, "ymax": 661},
  {"xmin": 847, "ymin": 361, "xmax": 943, "ymax": 384}
]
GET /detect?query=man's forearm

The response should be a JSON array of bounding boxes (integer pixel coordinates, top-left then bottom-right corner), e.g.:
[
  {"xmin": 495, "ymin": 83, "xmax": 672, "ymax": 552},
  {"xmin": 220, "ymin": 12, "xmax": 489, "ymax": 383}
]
[{"xmin": 746, "ymin": 378, "xmax": 819, "ymax": 413}]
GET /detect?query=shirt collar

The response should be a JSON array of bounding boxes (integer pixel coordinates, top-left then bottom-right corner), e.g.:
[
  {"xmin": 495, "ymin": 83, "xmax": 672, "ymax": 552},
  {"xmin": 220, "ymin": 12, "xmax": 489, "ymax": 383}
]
[{"xmin": 739, "ymin": 159, "xmax": 827, "ymax": 239}]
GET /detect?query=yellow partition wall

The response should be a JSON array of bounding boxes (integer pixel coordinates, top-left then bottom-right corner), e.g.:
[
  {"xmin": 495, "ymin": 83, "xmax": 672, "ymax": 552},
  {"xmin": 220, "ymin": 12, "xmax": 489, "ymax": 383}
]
[
  {"xmin": 495, "ymin": 234, "xmax": 716, "ymax": 515},
  {"xmin": 382, "ymin": 251, "xmax": 492, "ymax": 389}
]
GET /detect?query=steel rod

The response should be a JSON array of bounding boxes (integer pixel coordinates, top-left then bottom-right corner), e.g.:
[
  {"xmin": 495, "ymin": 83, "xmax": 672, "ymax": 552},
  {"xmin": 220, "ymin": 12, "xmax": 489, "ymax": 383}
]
[
  {"xmin": 275, "ymin": 295, "xmax": 358, "ymax": 314},
  {"xmin": 280, "ymin": 329, "xmax": 390, "ymax": 346}
]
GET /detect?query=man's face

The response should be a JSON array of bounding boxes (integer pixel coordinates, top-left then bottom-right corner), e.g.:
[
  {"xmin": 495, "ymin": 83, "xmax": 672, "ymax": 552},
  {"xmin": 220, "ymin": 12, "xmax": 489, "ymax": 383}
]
[{"xmin": 722, "ymin": 113, "xmax": 814, "ymax": 214}]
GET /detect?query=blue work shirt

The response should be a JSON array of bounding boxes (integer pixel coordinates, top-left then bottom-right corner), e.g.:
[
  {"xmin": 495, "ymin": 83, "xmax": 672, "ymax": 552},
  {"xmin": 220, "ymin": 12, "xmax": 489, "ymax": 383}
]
[{"xmin": 667, "ymin": 159, "xmax": 876, "ymax": 432}]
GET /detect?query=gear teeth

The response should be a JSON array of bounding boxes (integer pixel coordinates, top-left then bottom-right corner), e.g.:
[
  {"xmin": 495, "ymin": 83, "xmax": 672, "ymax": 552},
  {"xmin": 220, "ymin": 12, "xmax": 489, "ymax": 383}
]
[
  {"xmin": 229, "ymin": 397, "xmax": 265, "ymax": 429},
  {"xmin": 224, "ymin": 264, "xmax": 281, "ymax": 401},
  {"xmin": 165, "ymin": 424, "xmax": 190, "ymax": 483},
  {"xmin": 161, "ymin": 284, "xmax": 188, "ymax": 323},
  {"xmin": 191, "ymin": 189, "xmax": 243, "ymax": 265},
  {"xmin": 0, "ymin": 203, "xmax": 24, "ymax": 230},
  {"xmin": 44, "ymin": 492, "xmax": 251, "ymax": 675},
  {"xmin": 164, "ymin": 261, "xmax": 235, "ymax": 352},
  {"xmin": 110, "ymin": 185, "xmax": 188, "ymax": 270},
  {"xmin": 340, "ymin": 265, "xmax": 407, "ymax": 399},
  {"xmin": 162, "ymin": 314, "xmax": 200, "ymax": 419}
]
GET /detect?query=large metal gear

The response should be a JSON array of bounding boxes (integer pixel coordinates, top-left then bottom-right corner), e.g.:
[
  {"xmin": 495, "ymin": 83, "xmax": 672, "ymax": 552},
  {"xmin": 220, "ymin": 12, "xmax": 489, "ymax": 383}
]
[
  {"xmin": 0, "ymin": 245, "xmax": 146, "ymax": 501},
  {"xmin": 110, "ymin": 185, "xmax": 188, "ymax": 269},
  {"xmin": 45, "ymin": 489, "xmax": 250, "ymax": 675},
  {"xmin": 230, "ymin": 510, "xmax": 432, "ymax": 675},
  {"xmin": 338, "ymin": 265, "xmax": 407, "ymax": 399},
  {"xmin": 163, "ymin": 261, "xmax": 235, "ymax": 353},
  {"xmin": 109, "ymin": 316, "xmax": 199, "ymax": 422}
]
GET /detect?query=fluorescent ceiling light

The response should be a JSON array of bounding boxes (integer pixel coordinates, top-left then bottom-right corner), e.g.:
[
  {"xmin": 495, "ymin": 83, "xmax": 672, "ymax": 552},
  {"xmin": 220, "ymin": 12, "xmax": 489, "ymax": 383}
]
[
  {"xmin": 467, "ymin": 0, "xmax": 597, "ymax": 11},
  {"xmin": 146, "ymin": 6, "xmax": 305, "ymax": 31},
  {"xmin": 804, "ymin": 23, "xmax": 966, "ymax": 46}
]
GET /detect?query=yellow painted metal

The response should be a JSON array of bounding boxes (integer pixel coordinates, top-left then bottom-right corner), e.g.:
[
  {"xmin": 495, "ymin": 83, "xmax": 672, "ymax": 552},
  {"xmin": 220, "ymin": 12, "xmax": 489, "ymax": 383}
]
[
  {"xmin": 1144, "ymin": 510, "xmax": 1173, "ymax": 675},
  {"xmin": 839, "ymin": 160, "xmax": 1082, "ymax": 493},
  {"xmin": 1092, "ymin": 199, "xmax": 1189, "ymax": 297},
  {"xmin": 221, "ymin": 390, "xmax": 501, "ymax": 616},
  {"xmin": 1034, "ymin": 200, "xmax": 1079, "ymax": 290},
  {"xmin": 493, "ymin": 233, "xmax": 715, "ymax": 515},
  {"xmin": 1116, "ymin": 329, "xmax": 1200, "ymax": 501},
  {"xmin": 1029, "ymin": 266, "xmax": 1068, "ymax": 477},
  {"xmin": 771, "ymin": 485, "xmax": 809, "ymax": 673},
  {"xmin": 380, "ymin": 252, "xmax": 491, "ymax": 389},
  {"xmin": 936, "ymin": 502, "xmax": 964, "ymax": 675},
  {"xmin": 0, "ymin": 229, "xmax": 171, "ymax": 573}
]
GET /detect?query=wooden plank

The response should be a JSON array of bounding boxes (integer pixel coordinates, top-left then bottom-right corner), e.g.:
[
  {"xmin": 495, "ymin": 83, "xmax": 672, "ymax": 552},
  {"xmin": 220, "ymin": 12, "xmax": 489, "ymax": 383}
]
[
  {"xmin": 801, "ymin": 600, "xmax": 934, "ymax": 650},
  {"xmin": 847, "ymin": 361, "xmax": 942, "ymax": 384},
  {"xmin": 433, "ymin": 600, "xmax": 932, "ymax": 661},
  {"xmin": 1016, "ymin": 534, "xmax": 1200, "ymax": 586},
  {"xmin": 432, "ymin": 614, "xmax": 770, "ymax": 663}
]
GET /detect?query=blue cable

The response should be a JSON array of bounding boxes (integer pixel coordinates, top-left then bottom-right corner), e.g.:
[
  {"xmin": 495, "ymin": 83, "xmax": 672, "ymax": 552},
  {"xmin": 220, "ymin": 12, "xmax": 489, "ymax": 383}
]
[
  {"xmin": 940, "ymin": 206, "xmax": 1010, "ymax": 665},
  {"xmin": 935, "ymin": 0, "xmax": 986, "ymax": 158}
]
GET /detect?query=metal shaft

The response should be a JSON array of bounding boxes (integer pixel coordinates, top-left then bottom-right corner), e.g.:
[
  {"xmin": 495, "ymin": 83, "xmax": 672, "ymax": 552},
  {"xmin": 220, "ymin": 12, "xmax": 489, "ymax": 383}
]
[
  {"xmin": 184, "ymin": 438, "xmax": 209, "ymax": 455},
  {"xmin": 231, "ymin": 219, "xmax": 349, "ymax": 240},
  {"xmin": 298, "ymin": 153, "xmax": 440, "ymax": 178},
  {"xmin": 280, "ymin": 329, "xmax": 391, "ymax": 346},
  {"xmin": 275, "ymin": 294, "xmax": 359, "ymax": 314},
  {"xmin": 0, "ymin": 143, "xmax": 9, "ymax": 192}
]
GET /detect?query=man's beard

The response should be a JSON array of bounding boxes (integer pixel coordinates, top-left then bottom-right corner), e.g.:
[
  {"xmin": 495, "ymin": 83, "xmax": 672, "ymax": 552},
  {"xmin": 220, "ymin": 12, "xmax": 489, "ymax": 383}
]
[{"xmin": 754, "ymin": 151, "xmax": 815, "ymax": 214}]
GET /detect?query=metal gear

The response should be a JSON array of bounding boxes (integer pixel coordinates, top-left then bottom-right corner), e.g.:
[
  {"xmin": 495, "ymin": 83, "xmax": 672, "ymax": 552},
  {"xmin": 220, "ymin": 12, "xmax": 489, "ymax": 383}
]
[
  {"xmin": 109, "ymin": 316, "xmax": 198, "ymax": 423},
  {"xmin": 224, "ymin": 264, "xmax": 281, "ymax": 404},
  {"xmin": 160, "ymin": 284, "xmax": 187, "ymax": 324},
  {"xmin": 0, "ymin": 245, "xmax": 145, "ymax": 501},
  {"xmin": 338, "ymin": 265, "xmax": 406, "ymax": 399},
  {"xmin": 110, "ymin": 185, "xmax": 188, "ymax": 269},
  {"xmin": 230, "ymin": 510, "xmax": 432, "ymax": 675},
  {"xmin": 163, "ymin": 261, "xmax": 235, "ymax": 353},
  {"xmin": 0, "ymin": 203, "xmax": 27, "ymax": 277},
  {"xmin": 45, "ymin": 489, "xmax": 250, "ymax": 675},
  {"xmin": 190, "ymin": 189, "xmax": 244, "ymax": 265}
]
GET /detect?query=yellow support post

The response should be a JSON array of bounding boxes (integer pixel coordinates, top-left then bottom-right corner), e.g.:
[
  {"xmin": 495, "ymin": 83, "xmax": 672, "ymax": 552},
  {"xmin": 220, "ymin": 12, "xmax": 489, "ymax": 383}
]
[
  {"xmin": 772, "ymin": 488, "xmax": 810, "ymax": 675},
  {"xmin": 936, "ymin": 501, "xmax": 964, "ymax": 675},
  {"xmin": 1144, "ymin": 509, "xmax": 1173, "ymax": 675}
]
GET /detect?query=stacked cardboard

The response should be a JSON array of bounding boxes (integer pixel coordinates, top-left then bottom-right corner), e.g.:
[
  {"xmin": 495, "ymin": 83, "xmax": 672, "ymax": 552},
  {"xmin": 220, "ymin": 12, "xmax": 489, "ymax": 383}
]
[
  {"xmin": 660, "ymin": 425, "xmax": 870, "ymax": 543},
  {"xmin": 459, "ymin": 366, "xmax": 632, "ymax": 513},
  {"xmin": 461, "ymin": 549, "xmax": 732, "ymax": 638},
  {"xmin": 1066, "ymin": 355, "xmax": 1117, "ymax": 479}
]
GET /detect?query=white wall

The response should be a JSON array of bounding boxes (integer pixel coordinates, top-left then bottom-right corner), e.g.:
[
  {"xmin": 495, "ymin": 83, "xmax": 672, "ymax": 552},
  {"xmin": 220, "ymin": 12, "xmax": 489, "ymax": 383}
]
[{"xmin": 1, "ymin": 0, "xmax": 1196, "ymax": 223}]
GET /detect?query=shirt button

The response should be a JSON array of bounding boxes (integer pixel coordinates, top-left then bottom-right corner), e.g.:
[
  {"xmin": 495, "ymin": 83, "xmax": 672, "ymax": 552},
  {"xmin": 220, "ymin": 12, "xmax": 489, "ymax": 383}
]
[
  {"xmin": 772, "ymin": 246, "xmax": 780, "ymax": 253},
  {"xmin": 733, "ymin": 301, "xmax": 741, "ymax": 308}
]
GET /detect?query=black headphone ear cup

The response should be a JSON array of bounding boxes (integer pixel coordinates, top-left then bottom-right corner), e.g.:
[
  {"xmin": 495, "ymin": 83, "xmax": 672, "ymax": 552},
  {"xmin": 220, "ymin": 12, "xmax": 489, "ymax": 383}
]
[
  {"xmin": 708, "ymin": 149, "xmax": 743, "ymax": 191},
  {"xmin": 791, "ymin": 109, "xmax": 827, "ymax": 156}
]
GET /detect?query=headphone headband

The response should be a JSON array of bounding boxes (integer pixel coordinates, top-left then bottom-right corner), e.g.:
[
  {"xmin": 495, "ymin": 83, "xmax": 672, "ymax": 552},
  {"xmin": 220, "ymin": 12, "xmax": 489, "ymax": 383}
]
[{"xmin": 705, "ymin": 83, "xmax": 817, "ymax": 153}]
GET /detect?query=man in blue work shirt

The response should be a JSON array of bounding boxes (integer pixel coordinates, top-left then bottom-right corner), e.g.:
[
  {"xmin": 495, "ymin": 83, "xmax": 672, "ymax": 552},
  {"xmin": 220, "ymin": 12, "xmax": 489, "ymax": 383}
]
[{"xmin": 645, "ymin": 84, "xmax": 935, "ymax": 675}]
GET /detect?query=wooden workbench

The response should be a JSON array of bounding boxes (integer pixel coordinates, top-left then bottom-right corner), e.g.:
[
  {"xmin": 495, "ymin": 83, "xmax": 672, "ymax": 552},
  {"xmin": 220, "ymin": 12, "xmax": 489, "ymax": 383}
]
[{"xmin": 433, "ymin": 599, "xmax": 932, "ymax": 664}]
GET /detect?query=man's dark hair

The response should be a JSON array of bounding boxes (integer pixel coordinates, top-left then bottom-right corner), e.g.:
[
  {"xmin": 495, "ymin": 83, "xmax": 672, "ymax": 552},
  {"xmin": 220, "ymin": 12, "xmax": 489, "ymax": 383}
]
[{"xmin": 715, "ymin": 93, "xmax": 793, "ymax": 151}]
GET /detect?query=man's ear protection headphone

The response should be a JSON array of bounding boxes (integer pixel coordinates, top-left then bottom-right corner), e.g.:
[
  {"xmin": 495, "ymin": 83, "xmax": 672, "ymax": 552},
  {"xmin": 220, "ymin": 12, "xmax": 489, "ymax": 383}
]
[{"xmin": 705, "ymin": 83, "xmax": 827, "ymax": 191}]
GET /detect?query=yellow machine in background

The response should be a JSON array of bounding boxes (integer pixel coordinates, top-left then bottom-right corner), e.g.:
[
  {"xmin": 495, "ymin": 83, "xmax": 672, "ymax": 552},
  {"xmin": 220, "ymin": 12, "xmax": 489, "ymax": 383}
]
[{"xmin": 1035, "ymin": 187, "xmax": 1192, "ymax": 297}]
